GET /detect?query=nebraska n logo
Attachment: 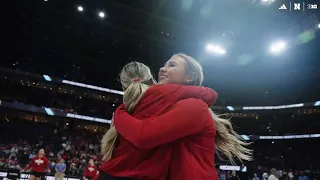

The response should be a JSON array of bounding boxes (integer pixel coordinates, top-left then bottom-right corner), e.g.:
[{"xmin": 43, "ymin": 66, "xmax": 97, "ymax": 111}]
[
  {"xmin": 293, "ymin": 3, "xmax": 301, "ymax": 10},
  {"xmin": 279, "ymin": 4, "xmax": 287, "ymax": 10}
]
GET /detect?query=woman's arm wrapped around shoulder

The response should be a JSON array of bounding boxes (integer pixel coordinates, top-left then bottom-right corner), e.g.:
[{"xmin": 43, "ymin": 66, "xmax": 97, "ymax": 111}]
[
  {"xmin": 114, "ymin": 98, "xmax": 213, "ymax": 149},
  {"xmin": 158, "ymin": 84, "xmax": 218, "ymax": 106}
]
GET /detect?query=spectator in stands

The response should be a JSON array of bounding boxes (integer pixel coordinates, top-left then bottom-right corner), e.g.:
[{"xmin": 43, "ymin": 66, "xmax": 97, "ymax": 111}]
[
  {"xmin": 50, "ymin": 160, "xmax": 55, "ymax": 172},
  {"xmin": 55, "ymin": 159, "xmax": 66, "ymax": 180},
  {"xmin": 268, "ymin": 168, "xmax": 279, "ymax": 180},
  {"xmin": 0, "ymin": 156, "xmax": 6, "ymax": 169},
  {"xmin": 7, "ymin": 156, "xmax": 18, "ymax": 169},
  {"xmin": 253, "ymin": 173, "xmax": 261, "ymax": 180},
  {"xmin": 220, "ymin": 171, "xmax": 227, "ymax": 180},
  {"xmin": 89, "ymin": 143, "xmax": 94, "ymax": 153},
  {"xmin": 279, "ymin": 170, "xmax": 284, "ymax": 180},
  {"xmin": 29, "ymin": 151, "xmax": 36, "ymax": 160},
  {"xmin": 262, "ymin": 173, "xmax": 269, "ymax": 180},
  {"xmin": 83, "ymin": 159, "xmax": 98, "ymax": 180},
  {"xmin": 9, "ymin": 145, "xmax": 18, "ymax": 158},
  {"xmin": 230, "ymin": 171, "xmax": 240, "ymax": 180},
  {"xmin": 68, "ymin": 161, "xmax": 79, "ymax": 176},
  {"xmin": 287, "ymin": 171, "xmax": 294, "ymax": 180},
  {"xmin": 298, "ymin": 171, "xmax": 309, "ymax": 180},
  {"xmin": 78, "ymin": 159, "xmax": 87, "ymax": 176}
]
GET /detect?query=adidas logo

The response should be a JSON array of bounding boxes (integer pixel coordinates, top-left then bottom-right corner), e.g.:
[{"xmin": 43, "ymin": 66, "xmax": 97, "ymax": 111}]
[{"xmin": 279, "ymin": 4, "xmax": 287, "ymax": 9}]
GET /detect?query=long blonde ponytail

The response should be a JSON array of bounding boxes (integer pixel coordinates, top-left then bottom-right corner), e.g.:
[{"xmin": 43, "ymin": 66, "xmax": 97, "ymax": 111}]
[
  {"xmin": 210, "ymin": 110, "xmax": 252, "ymax": 164},
  {"xmin": 101, "ymin": 62, "xmax": 154, "ymax": 161}
]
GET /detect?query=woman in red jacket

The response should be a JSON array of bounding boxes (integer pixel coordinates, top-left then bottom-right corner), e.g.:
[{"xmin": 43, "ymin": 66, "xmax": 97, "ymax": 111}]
[
  {"xmin": 98, "ymin": 61, "xmax": 217, "ymax": 180},
  {"xmin": 22, "ymin": 149, "xmax": 50, "ymax": 180},
  {"xmin": 101, "ymin": 54, "xmax": 252, "ymax": 180},
  {"xmin": 84, "ymin": 159, "xmax": 98, "ymax": 180}
]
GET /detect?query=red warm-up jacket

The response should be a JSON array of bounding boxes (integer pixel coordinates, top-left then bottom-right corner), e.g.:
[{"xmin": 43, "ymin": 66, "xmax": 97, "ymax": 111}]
[{"xmin": 99, "ymin": 84, "xmax": 217, "ymax": 180}]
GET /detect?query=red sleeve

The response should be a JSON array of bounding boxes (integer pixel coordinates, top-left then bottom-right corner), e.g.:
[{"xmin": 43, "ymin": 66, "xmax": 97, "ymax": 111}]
[
  {"xmin": 158, "ymin": 84, "xmax": 218, "ymax": 106},
  {"xmin": 95, "ymin": 170, "xmax": 100, "ymax": 180},
  {"xmin": 114, "ymin": 99, "xmax": 213, "ymax": 149},
  {"xmin": 44, "ymin": 157, "xmax": 50, "ymax": 171},
  {"xmin": 24, "ymin": 157, "xmax": 35, "ymax": 171},
  {"xmin": 23, "ymin": 164, "xmax": 31, "ymax": 171}
]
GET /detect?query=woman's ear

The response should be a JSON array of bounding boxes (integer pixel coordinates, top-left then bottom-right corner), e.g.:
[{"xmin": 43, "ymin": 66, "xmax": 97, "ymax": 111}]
[{"xmin": 184, "ymin": 74, "xmax": 193, "ymax": 84}]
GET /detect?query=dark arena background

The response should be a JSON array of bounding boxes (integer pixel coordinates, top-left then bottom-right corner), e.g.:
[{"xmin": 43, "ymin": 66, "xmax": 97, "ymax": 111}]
[{"xmin": 1, "ymin": 0, "xmax": 320, "ymax": 180}]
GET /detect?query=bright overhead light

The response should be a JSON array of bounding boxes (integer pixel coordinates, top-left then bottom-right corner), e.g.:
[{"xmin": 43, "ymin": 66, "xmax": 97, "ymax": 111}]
[
  {"xmin": 206, "ymin": 44, "xmax": 226, "ymax": 55},
  {"xmin": 269, "ymin": 41, "xmax": 287, "ymax": 54},
  {"xmin": 318, "ymin": 23, "xmax": 320, "ymax": 29},
  {"xmin": 77, "ymin": 6, "xmax": 83, "ymax": 12},
  {"xmin": 260, "ymin": 0, "xmax": 275, "ymax": 5},
  {"xmin": 98, "ymin": 12, "xmax": 105, "ymax": 18}
]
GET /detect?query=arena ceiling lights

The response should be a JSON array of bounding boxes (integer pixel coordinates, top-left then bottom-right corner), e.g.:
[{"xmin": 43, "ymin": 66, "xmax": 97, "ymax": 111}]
[
  {"xmin": 70, "ymin": 5, "xmax": 320, "ymax": 57},
  {"xmin": 259, "ymin": 0, "xmax": 275, "ymax": 5},
  {"xmin": 205, "ymin": 44, "xmax": 226, "ymax": 55},
  {"xmin": 77, "ymin": 6, "xmax": 84, "ymax": 12},
  {"xmin": 75, "ymin": 6, "xmax": 104, "ymax": 19},
  {"xmin": 98, "ymin": 11, "xmax": 105, "ymax": 18},
  {"xmin": 269, "ymin": 40, "xmax": 287, "ymax": 55}
]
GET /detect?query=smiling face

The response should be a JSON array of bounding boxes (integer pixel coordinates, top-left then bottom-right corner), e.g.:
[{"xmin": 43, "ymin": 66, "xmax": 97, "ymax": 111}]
[{"xmin": 158, "ymin": 55, "xmax": 191, "ymax": 85}]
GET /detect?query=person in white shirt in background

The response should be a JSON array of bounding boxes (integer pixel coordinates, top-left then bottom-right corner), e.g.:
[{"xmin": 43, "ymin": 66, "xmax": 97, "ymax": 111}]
[
  {"xmin": 287, "ymin": 171, "xmax": 294, "ymax": 180},
  {"xmin": 10, "ymin": 145, "xmax": 18, "ymax": 157},
  {"xmin": 268, "ymin": 168, "xmax": 279, "ymax": 180},
  {"xmin": 262, "ymin": 173, "xmax": 269, "ymax": 180}
]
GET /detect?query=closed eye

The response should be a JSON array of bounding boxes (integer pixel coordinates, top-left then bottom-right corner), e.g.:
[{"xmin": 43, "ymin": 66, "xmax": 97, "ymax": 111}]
[{"xmin": 167, "ymin": 62, "xmax": 176, "ymax": 67}]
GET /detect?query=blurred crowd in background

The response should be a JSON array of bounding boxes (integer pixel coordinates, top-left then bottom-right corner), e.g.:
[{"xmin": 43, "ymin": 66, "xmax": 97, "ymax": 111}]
[{"xmin": 0, "ymin": 118, "xmax": 319, "ymax": 180}]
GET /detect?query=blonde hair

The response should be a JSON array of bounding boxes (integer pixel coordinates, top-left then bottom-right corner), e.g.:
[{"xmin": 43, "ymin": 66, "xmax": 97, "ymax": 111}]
[
  {"xmin": 101, "ymin": 62, "xmax": 154, "ymax": 161},
  {"xmin": 175, "ymin": 53, "xmax": 252, "ymax": 164}
]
